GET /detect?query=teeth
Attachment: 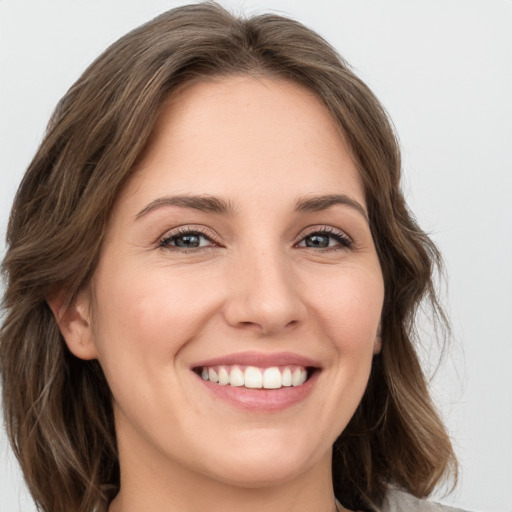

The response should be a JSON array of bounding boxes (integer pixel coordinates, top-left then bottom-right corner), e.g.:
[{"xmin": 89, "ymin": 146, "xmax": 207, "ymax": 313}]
[
  {"xmin": 263, "ymin": 367, "xmax": 282, "ymax": 389},
  {"xmin": 282, "ymin": 367, "xmax": 292, "ymax": 387},
  {"xmin": 218, "ymin": 367, "xmax": 229, "ymax": 385},
  {"xmin": 244, "ymin": 366, "xmax": 263, "ymax": 389},
  {"xmin": 292, "ymin": 368, "xmax": 307, "ymax": 387},
  {"xmin": 229, "ymin": 367, "xmax": 244, "ymax": 387},
  {"xmin": 208, "ymin": 368, "xmax": 219, "ymax": 383},
  {"xmin": 199, "ymin": 365, "xmax": 310, "ymax": 389}
]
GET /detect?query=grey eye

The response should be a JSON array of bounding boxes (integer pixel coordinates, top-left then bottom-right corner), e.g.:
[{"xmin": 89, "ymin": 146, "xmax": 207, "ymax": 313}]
[
  {"xmin": 160, "ymin": 231, "xmax": 213, "ymax": 249},
  {"xmin": 304, "ymin": 234, "xmax": 330, "ymax": 248},
  {"xmin": 173, "ymin": 234, "xmax": 203, "ymax": 248},
  {"xmin": 297, "ymin": 230, "xmax": 352, "ymax": 249}
]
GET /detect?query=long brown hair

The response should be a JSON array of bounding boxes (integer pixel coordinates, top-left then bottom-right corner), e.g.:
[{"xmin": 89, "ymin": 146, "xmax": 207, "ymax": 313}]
[{"xmin": 1, "ymin": 3, "xmax": 457, "ymax": 511}]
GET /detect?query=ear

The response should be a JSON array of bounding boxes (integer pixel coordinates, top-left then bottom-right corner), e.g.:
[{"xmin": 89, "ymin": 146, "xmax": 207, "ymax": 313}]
[
  {"xmin": 373, "ymin": 325, "xmax": 382, "ymax": 355},
  {"xmin": 47, "ymin": 288, "xmax": 98, "ymax": 360}
]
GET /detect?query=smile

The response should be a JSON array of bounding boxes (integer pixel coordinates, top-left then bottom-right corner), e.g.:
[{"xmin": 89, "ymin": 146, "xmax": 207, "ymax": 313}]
[
  {"xmin": 198, "ymin": 365, "xmax": 309, "ymax": 389},
  {"xmin": 191, "ymin": 352, "xmax": 321, "ymax": 411}
]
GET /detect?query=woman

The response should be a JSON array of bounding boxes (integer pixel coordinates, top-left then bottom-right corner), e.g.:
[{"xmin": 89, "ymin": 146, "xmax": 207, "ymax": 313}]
[{"xmin": 0, "ymin": 3, "xmax": 464, "ymax": 511}]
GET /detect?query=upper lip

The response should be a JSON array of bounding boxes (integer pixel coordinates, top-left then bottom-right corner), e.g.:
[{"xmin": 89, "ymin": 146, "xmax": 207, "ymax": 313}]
[{"xmin": 191, "ymin": 351, "xmax": 322, "ymax": 369}]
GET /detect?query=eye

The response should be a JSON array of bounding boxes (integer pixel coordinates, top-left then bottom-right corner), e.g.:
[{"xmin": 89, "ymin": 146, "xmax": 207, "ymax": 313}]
[
  {"xmin": 159, "ymin": 228, "xmax": 216, "ymax": 250},
  {"xmin": 296, "ymin": 228, "xmax": 352, "ymax": 250}
]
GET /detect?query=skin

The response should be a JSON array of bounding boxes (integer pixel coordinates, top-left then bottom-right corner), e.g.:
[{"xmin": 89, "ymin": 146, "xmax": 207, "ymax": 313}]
[{"xmin": 52, "ymin": 75, "xmax": 384, "ymax": 512}]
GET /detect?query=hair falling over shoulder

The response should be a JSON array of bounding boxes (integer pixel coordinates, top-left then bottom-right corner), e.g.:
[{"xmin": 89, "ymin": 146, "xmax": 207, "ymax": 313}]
[{"xmin": 0, "ymin": 3, "xmax": 457, "ymax": 511}]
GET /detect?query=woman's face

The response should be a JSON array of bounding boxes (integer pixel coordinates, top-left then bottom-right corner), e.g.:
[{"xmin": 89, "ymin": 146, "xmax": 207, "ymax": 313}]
[{"xmin": 75, "ymin": 76, "xmax": 384, "ymax": 487}]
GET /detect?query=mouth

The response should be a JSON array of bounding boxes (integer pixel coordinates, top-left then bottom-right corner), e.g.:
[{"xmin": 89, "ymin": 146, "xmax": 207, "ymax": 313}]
[
  {"xmin": 193, "ymin": 364, "xmax": 317, "ymax": 390},
  {"xmin": 190, "ymin": 352, "xmax": 321, "ymax": 411}
]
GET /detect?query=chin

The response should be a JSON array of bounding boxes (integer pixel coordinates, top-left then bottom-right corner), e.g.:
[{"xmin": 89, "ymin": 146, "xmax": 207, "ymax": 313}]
[
  {"xmin": 193, "ymin": 437, "xmax": 329, "ymax": 489},
  {"xmin": 205, "ymin": 460, "xmax": 310, "ymax": 489}
]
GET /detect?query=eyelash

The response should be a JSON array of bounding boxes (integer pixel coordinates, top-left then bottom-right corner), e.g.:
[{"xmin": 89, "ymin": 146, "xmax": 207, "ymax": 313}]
[
  {"xmin": 158, "ymin": 227, "xmax": 219, "ymax": 251},
  {"xmin": 158, "ymin": 226, "xmax": 353, "ymax": 252},
  {"xmin": 295, "ymin": 226, "xmax": 353, "ymax": 251}
]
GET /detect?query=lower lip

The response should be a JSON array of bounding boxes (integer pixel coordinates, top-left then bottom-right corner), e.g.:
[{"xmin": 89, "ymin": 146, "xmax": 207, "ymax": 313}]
[{"xmin": 194, "ymin": 371, "xmax": 319, "ymax": 412}]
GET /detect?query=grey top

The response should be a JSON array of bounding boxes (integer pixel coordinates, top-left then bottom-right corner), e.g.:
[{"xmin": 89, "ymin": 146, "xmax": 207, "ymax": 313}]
[{"xmin": 381, "ymin": 489, "xmax": 469, "ymax": 512}]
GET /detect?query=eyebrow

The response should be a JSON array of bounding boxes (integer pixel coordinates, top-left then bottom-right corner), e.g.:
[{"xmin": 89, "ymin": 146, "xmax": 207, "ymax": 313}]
[
  {"xmin": 135, "ymin": 193, "xmax": 368, "ymax": 223},
  {"xmin": 294, "ymin": 194, "xmax": 369, "ymax": 223},
  {"xmin": 135, "ymin": 195, "xmax": 234, "ymax": 220}
]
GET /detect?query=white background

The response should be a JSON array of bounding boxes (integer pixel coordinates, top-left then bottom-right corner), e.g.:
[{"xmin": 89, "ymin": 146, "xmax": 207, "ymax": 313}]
[{"xmin": 1, "ymin": 1, "xmax": 511, "ymax": 511}]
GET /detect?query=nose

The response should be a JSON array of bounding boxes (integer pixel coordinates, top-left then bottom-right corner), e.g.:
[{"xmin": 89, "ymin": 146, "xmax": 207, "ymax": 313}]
[{"xmin": 223, "ymin": 248, "xmax": 307, "ymax": 335}]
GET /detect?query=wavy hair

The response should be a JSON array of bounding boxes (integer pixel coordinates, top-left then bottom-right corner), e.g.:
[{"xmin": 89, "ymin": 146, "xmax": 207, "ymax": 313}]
[{"xmin": 1, "ymin": 3, "xmax": 457, "ymax": 511}]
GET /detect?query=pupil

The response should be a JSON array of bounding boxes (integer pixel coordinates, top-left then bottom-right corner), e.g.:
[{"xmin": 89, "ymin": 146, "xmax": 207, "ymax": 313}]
[
  {"xmin": 306, "ymin": 234, "xmax": 329, "ymax": 248},
  {"xmin": 176, "ymin": 234, "xmax": 200, "ymax": 247}
]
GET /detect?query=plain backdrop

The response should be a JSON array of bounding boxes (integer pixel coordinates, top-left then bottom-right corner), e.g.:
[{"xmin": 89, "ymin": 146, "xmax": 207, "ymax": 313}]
[{"xmin": 1, "ymin": 1, "xmax": 511, "ymax": 511}]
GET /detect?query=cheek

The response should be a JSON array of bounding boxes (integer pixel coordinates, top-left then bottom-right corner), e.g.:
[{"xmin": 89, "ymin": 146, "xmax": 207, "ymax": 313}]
[
  {"xmin": 92, "ymin": 260, "xmax": 210, "ymax": 344},
  {"xmin": 87, "ymin": 262, "xmax": 221, "ymax": 431},
  {"xmin": 88, "ymin": 261, "xmax": 214, "ymax": 388},
  {"xmin": 290, "ymin": 265, "xmax": 383, "ymax": 439},
  {"xmin": 306, "ymin": 265, "xmax": 384, "ymax": 347}
]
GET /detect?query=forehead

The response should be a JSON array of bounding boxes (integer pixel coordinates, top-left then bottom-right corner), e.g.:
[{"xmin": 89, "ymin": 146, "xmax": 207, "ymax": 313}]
[{"xmin": 124, "ymin": 75, "xmax": 365, "ymax": 210}]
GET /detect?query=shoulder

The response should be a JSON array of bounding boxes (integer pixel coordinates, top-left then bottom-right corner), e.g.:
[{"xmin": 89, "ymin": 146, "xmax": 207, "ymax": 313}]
[{"xmin": 380, "ymin": 489, "xmax": 470, "ymax": 512}]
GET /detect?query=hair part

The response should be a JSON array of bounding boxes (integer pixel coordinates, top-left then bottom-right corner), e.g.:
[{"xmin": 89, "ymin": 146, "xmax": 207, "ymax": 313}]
[{"xmin": 1, "ymin": 3, "xmax": 457, "ymax": 511}]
